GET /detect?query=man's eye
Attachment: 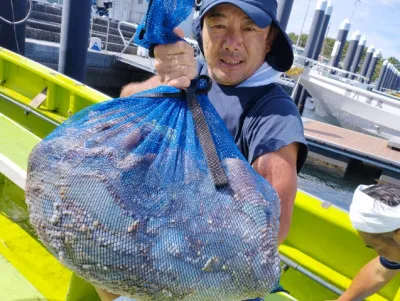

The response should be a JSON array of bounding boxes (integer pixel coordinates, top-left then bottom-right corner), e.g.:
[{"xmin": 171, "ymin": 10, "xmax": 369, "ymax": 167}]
[
  {"xmin": 212, "ymin": 24, "xmax": 226, "ymax": 29},
  {"xmin": 245, "ymin": 27, "xmax": 257, "ymax": 32}
]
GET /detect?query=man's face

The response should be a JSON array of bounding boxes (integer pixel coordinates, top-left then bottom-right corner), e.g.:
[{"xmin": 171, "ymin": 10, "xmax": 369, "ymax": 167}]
[
  {"xmin": 359, "ymin": 230, "xmax": 400, "ymax": 263},
  {"xmin": 201, "ymin": 4, "xmax": 275, "ymax": 86}
]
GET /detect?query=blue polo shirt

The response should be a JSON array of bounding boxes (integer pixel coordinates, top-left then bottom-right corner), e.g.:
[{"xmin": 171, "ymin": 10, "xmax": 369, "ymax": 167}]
[
  {"xmin": 199, "ymin": 63, "xmax": 308, "ymax": 172},
  {"xmin": 380, "ymin": 257, "xmax": 400, "ymax": 270}
]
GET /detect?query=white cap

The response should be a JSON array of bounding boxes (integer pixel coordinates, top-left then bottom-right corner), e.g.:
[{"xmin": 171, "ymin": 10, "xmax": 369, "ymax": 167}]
[
  {"xmin": 350, "ymin": 30, "xmax": 361, "ymax": 41},
  {"xmin": 366, "ymin": 45, "xmax": 375, "ymax": 53},
  {"xmin": 339, "ymin": 18, "xmax": 351, "ymax": 31},
  {"xmin": 359, "ymin": 36, "xmax": 367, "ymax": 47},
  {"xmin": 316, "ymin": 0, "xmax": 328, "ymax": 11},
  {"xmin": 325, "ymin": 0, "xmax": 333, "ymax": 15},
  {"xmin": 373, "ymin": 50, "xmax": 382, "ymax": 58}
]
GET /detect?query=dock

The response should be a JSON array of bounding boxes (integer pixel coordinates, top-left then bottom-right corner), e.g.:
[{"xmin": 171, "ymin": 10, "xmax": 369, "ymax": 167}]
[{"xmin": 303, "ymin": 119, "xmax": 400, "ymax": 185}]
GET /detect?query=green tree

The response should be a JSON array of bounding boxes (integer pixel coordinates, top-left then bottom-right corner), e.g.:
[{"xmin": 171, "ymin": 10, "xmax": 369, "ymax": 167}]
[
  {"xmin": 288, "ymin": 32, "xmax": 297, "ymax": 44},
  {"xmin": 321, "ymin": 37, "xmax": 335, "ymax": 59},
  {"xmin": 388, "ymin": 57, "xmax": 400, "ymax": 66}
]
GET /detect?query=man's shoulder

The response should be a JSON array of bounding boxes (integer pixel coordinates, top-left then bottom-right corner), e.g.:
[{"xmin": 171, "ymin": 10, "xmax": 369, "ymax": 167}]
[
  {"xmin": 251, "ymin": 83, "xmax": 299, "ymax": 115},
  {"xmin": 380, "ymin": 256, "xmax": 400, "ymax": 270}
]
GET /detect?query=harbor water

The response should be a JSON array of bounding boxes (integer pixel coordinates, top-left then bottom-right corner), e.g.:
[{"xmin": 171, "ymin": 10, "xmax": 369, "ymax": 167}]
[{"xmin": 299, "ymin": 103, "xmax": 378, "ymax": 212}]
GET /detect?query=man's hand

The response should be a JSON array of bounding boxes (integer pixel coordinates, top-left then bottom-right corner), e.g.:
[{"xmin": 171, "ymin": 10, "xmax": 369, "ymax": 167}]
[
  {"xmin": 120, "ymin": 28, "xmax": 197, "ymax": 97},
  {"xmin": 154, "ymin": 27, "xmax": 197, "ymax": 89}
]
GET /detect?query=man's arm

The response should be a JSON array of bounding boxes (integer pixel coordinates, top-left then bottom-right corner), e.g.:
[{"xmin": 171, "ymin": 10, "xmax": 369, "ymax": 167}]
[
  {"xmin": 252, "ymin": 142, "xmax": 299, "ymax": 245},
  {"xmin": 120, "ymin": 75, "xmax": 161, "ymax": 97},
  {"xmin": 337, "ymin": 257, "xmax": 398, "ymax": 301}
]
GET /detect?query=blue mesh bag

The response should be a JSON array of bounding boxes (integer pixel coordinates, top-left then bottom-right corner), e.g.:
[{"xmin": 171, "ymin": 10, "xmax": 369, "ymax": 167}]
[{"xmin": 25, "ymin": 0, "xmax": 281, "ymax": 300}]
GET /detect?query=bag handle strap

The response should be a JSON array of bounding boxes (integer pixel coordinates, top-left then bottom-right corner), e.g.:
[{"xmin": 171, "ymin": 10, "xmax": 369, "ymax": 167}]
[{"xmin": 186, "ymin": 77, "xmax": 228, "ymax": 188}]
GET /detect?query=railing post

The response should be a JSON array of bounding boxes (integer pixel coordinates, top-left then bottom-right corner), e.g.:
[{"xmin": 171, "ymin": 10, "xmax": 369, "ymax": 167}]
[
  {"xmin": 105, "ymin": 18, "xmax": 110, "ymax": 52},
  {"xmin": 89, "ymin": 16, "xmax": 93, "ymax": 42}
]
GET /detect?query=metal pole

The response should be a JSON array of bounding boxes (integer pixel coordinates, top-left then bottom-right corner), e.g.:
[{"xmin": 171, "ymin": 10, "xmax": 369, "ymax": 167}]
[
  {"xmin": 303, "ymin": 0, "xmax": 328, "ymax": 58},
  {"xmin": 349, "ymin": 35, "xmax": 366, "ymax": 78},
  {"xmin": 312, "ymin": 0, "xmax": 332, "ymax": 61},
  {"xmin": 365, "ymin": 50, "xmax": 381, "ymax": 84},
  {"xmin": 385, "ymin": 64, "xmax": 394, "ymax": 90},
  {"xmin": 280, "ymin": 254, "xmax": 344, "ymax": 296},
  {"xmin": 376, "ymin": 60, "xmax": 388, "ymax": 91},
  {"xmin": 89, "ymin": 16, "xmax": 93, "ymax": 42},
  {"xmin": 58, "ymin": 0, "xmax": 92, "ymax": 82},
  {"xmin": 359, "ymin": 45, "xmax": 375, "ymax": 78},
  {"xmin": 389, "ymin": 66, "xmax": 397, "ymax": 90},
  {"xmin": 277, "ymin": 0, "xmax": 294, "ymax": 31},
  {"xmin": 342, "ymin": 30, "xmax": 361, "ymax": 72},
  {"xmin": 294, "ymin": 0, "xmax": 327, "ymax": 115},
  {"xmin": 105, "ymin": 17, "xmax": 110, "ymax": 52},
  {"xmin": 330, "ymin": 18, "xmax": 351, "ymax": 68},
  {"xmin": 0, "ymin": 0, "xmax": 28, "ymax": 55}
]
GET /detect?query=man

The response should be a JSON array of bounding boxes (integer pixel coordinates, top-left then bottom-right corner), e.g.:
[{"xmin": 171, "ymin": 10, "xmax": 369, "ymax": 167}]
[
  {"xmin": 121, "ymin": 0, "xmax": 308, "ymax": 246},
  {"xmin": 338, "ymin": 184, "xmax": 400, "ymax": 300},
  {"xmin": 103, "ymin": 1, "xmax": 307, "ymax": 300}
]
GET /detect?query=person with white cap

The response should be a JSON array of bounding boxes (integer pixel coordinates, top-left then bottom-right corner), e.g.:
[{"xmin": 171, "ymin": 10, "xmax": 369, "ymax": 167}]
[{"xmin": 338, "ymin": 184, "xmax": 400, "ymax": 300}]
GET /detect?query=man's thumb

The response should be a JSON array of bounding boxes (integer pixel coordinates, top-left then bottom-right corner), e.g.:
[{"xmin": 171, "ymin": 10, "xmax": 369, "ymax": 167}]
[{"xmin": 173, "ymin": 27, "xmax": 185, "ymax": 38}]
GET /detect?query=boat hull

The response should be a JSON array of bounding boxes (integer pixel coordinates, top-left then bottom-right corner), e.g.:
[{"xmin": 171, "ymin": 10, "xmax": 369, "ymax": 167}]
[
  {"xmin": 299, "ymin": 71, "xmax": 400, "ymax": 139},
  {"xmin": 1, "ymin": 47, "xmax": 400, "ymax": 301}
]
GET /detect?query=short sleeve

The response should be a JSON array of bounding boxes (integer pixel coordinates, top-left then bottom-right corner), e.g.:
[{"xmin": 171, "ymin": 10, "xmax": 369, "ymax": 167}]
[
  {"xmin": 244, "ymin": 85, "xmax": 308, "ymax": 173},
  {"xmin": 380, "ymin": 257, "xmax": 400, "ymax": 270}
]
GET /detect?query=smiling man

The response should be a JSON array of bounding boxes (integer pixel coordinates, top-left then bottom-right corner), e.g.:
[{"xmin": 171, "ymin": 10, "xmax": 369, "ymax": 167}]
[
  {"xmin": 122, "ymin": 0, "xmax": 308, "ymax": 248},
  {"xmin": 200, "ymin": 3, "xmax": 275, "ymax": 85},
  {"xmin": 116, "ymin": 1, "xmax": 308, "ymax": 300}
]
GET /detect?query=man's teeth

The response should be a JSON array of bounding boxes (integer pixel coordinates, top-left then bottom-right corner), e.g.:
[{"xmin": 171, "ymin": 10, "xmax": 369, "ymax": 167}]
[{"xmin": 222, "ymin": 59, "xmax": 241, "ymax": 65}]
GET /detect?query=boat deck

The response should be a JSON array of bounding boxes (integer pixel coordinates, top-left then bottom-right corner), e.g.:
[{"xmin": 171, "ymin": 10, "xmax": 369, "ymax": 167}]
[
  {"xmin": 303, "ymin": 119, "xmax": 400, "ymax": 184},
  {"xmin": 116, "ymin": 53, "xmax": 156, "ymax": 73}
]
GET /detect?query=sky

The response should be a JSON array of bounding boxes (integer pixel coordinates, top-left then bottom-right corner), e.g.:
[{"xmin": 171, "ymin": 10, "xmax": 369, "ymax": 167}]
[{"xmin": 284, "ymin": 0, "xmax": 400, "ymax": 60}]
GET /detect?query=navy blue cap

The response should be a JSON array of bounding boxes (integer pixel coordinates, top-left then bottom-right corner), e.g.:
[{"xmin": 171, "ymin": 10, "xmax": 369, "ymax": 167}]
[{"xmin": 193, "ymin": 0, "xmax": 294, "ymax": 72}]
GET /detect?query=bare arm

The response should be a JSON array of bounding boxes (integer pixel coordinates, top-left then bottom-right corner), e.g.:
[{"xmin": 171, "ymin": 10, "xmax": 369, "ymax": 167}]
[
  {"xmin": 252, "ymin": 143, "xmax": 299, "ymax": 245},
  {"xmin": 120, "ymin": 75, "xmax": 161, "ymax": 97},
  {"xmin": 337, "ymin": 257, "xmax": 398, "ymax": 301}
]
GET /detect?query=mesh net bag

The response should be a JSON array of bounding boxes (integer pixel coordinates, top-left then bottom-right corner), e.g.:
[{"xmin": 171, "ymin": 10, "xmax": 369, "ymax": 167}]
[{"xmin": 25, "ymin": 0, "xmax": 281, "ymax": 300}]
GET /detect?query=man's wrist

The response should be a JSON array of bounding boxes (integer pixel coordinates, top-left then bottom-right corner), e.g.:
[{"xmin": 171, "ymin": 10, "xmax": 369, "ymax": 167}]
[{"xmin": 120, "ymin": 76, "xmax": 162, "ymax": 97}]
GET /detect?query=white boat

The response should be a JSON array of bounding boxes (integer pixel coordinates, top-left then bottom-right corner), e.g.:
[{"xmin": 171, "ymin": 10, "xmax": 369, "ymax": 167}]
[{"xmin": 295, "ymin": 58, "xmax": 400, "ymax": 139}]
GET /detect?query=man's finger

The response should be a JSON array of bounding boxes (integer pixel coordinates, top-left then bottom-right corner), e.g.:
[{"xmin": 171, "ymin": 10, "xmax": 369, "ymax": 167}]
[
  {"xmin": 167, "ymin": 76, "xmax": 191, "ymax": 89},
  {"xmin": 173, "ymin": 27, "xmax": 185, "ymax": 38},
  {"xmin": 154, "ymin": 41, "xmax": 192, "ymax": 57},
  {"xmin": 162, "ymin": 65, "xmax": 197, "ymax": 83}
]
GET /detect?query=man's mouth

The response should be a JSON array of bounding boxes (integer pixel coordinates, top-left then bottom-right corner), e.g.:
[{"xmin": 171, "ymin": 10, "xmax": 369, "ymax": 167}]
[{"xmin": 220, "ymin": 58, "xmax": 243, "ymax": 66}]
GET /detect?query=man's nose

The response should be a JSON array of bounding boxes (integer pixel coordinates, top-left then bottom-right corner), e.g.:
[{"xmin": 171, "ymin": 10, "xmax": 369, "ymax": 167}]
[{"xmin": 222, "ymin": 27, "xmax": 244, "ymax": 52}]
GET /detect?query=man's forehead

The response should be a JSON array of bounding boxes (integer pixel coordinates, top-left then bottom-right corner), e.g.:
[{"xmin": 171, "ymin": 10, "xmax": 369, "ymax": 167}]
[{"xmin": 205, "ymin": 3, "xmax": 253, "ymax": 22}]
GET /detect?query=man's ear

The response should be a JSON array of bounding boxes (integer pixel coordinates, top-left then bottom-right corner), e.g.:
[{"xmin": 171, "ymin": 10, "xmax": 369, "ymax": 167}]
[{"xmin": 266, "ymin": 26, "xmax": 278, "ymax": 53}]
